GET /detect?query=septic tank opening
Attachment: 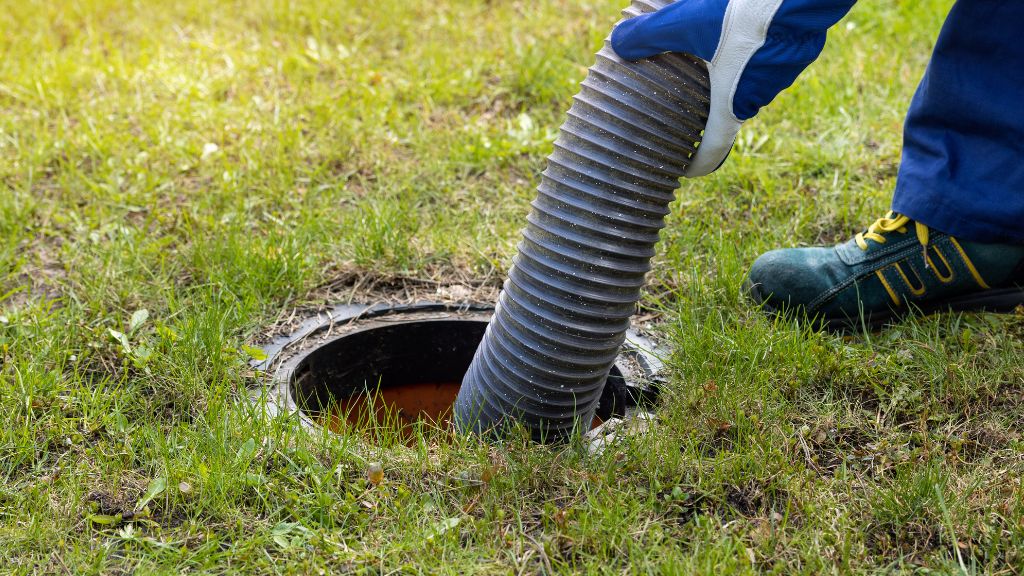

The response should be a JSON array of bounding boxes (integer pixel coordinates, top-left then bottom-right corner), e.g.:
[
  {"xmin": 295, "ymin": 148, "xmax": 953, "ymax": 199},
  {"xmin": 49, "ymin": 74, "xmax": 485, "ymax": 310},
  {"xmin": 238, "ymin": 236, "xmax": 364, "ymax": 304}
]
[
  {"xmin": 286, "ymin": 317, "xmax": 634, "ymax": 437},
  {"xmin": 253, "ymin": 303, "xmax": 664, "ymax": 441}
]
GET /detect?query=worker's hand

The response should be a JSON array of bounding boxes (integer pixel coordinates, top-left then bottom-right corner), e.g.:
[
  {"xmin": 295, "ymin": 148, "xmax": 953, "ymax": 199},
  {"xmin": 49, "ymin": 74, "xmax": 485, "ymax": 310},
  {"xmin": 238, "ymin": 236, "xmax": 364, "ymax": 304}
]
[{"xmin": 611, "ymin": 0, "xmax": 855, "ymax": 176}]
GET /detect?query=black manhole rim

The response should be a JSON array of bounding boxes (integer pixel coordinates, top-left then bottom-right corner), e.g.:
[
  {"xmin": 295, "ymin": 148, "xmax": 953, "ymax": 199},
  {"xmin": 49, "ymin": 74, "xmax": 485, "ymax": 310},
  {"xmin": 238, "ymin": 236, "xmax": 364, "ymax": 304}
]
[{"xmin": 252, "ymin": 302, "xmax": 666, "ymax": 433}]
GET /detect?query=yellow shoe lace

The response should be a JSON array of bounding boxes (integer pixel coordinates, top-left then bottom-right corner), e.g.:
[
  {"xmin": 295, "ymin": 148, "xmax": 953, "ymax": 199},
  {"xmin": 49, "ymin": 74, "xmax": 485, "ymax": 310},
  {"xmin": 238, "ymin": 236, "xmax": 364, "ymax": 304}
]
[
  {"xmin": 852, "ymin": 212, "xmax": 992, "ymax": 290},
  {"xmin": 854, "ymin": 211, "xmax": 930, "ymax": 254},
  {"xmin": 851, "ymin": 208, "xmax": 933, "ymax": 266}
]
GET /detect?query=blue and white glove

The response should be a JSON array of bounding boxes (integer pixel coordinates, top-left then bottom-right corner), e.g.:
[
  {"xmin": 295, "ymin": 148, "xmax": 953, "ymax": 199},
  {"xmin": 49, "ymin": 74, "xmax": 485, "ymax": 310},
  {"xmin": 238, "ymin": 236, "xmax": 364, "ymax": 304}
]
[{"xmin": 611, "ymin": 0, "xmax": 855, "ymax": 176}]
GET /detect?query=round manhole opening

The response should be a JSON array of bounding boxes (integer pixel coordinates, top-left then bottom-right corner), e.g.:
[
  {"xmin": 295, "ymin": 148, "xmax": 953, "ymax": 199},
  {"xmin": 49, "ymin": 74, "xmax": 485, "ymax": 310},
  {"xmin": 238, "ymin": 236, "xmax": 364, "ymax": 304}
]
[{"xmin": 258, "ymin": 304, "xmax": 662, "ymax": 440}]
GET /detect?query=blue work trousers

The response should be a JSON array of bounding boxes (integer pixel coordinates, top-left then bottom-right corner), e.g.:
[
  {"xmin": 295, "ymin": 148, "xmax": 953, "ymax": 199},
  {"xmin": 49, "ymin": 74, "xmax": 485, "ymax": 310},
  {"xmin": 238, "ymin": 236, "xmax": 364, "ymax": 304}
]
[{"xmin": 891, "ymin": 0, "xmax": 1024, "ymax": 243}]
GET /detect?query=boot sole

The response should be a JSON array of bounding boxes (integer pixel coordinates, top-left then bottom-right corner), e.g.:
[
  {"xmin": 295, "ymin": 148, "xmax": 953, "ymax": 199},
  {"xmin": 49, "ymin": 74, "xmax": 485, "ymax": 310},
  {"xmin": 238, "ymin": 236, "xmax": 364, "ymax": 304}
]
[{"xmin": 745, "ymin": 280, "xmax": 1024, "ymax": 332}]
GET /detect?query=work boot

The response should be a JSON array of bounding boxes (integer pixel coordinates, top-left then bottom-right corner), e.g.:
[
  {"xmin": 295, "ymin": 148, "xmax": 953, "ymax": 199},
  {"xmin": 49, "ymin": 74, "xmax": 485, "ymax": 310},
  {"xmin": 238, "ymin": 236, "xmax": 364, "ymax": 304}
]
[{"xmin": 745, "ymin": 212, "xmax": 1024, "ymax": 330}]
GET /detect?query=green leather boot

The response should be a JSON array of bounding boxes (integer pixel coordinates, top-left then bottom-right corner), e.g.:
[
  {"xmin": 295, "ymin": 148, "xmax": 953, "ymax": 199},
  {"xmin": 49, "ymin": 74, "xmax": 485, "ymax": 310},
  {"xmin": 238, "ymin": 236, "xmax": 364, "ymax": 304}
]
[{"xmin": 745, "ymin": 212, "xmax": 1024, "ymax": 330}]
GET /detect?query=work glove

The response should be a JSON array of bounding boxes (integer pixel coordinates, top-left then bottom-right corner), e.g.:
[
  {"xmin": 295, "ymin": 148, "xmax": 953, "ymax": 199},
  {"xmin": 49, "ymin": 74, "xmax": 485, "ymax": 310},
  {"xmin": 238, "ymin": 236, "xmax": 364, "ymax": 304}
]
[{"xmin": 611, "ymin": 0, "xmax": 856, "ymax": 176}]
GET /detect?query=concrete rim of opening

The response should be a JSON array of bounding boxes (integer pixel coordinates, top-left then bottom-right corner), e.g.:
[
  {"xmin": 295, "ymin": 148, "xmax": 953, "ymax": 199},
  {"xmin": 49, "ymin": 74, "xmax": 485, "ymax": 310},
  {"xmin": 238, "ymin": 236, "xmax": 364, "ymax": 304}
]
[{"xmin": 250, "ymin": 302, "xmax": 667, "ymax": 433}]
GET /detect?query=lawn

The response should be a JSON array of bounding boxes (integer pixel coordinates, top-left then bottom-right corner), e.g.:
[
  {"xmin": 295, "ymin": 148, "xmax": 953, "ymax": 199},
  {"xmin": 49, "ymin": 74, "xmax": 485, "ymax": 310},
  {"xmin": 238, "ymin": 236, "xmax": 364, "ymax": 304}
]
[{"xmin": 3, "ymin": 0, "xmax": 1023, "ymax": 573}]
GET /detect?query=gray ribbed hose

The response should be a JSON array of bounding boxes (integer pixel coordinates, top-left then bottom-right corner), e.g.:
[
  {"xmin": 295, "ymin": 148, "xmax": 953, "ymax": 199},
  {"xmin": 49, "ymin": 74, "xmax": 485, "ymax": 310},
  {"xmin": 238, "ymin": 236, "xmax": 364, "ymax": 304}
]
[{"xmin": 454, "ymin": 0, "xmax": 710, "ymax": 442}]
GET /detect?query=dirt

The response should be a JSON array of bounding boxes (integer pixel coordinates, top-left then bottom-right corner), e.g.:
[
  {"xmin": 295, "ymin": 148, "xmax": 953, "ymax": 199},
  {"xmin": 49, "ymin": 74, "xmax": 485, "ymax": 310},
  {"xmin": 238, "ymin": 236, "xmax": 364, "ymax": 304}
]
[{"xmin": 254, "ymin": 267, "xmax": 501, "ymax": 345}]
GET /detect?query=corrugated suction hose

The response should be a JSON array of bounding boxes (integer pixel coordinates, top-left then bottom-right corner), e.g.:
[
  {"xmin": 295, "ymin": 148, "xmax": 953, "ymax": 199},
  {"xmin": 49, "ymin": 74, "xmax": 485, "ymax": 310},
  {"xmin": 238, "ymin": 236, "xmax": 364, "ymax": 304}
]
[{"xmin": 454, "ymin": 0, "xmax": 710, "ymax": 442}]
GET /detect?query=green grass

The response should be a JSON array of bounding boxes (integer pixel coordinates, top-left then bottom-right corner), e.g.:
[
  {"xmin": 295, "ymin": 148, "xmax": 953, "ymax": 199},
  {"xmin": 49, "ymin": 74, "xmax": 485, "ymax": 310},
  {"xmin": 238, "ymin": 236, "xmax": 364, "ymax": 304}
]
[{"xmin": 3, "ymin": 0, "xmax": 1023, "ymax": 572}]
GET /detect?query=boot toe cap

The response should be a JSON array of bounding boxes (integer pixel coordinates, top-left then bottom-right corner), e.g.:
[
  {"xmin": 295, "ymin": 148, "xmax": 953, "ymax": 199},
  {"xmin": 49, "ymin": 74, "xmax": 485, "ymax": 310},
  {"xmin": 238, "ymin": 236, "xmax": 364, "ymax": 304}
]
[{"xmin": 745, "ymin": 247, "xmax": 836, "ymax": 315}]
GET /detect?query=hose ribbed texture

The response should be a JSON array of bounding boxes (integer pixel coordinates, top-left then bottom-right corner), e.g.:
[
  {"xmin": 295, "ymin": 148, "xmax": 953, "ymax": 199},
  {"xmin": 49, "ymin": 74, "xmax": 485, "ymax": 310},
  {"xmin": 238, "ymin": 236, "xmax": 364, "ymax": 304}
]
[{"xmin": 454, "ymin": 0, "xmax": 710, "ymax": 442}]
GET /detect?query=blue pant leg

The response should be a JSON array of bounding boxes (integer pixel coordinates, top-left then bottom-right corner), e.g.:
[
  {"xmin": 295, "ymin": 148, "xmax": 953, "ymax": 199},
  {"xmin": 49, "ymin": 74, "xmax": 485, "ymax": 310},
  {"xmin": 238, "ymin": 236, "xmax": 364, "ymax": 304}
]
[{"xmin": 891, "ymin": 0, "xmax": 1024, "ymax": 244}]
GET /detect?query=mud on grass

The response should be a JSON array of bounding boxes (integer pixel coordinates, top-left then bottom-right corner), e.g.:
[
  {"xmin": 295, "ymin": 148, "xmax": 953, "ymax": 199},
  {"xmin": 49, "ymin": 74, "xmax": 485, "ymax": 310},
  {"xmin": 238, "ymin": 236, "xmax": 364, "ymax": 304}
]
[{"xmin": 254, "ymin": 266, "xmax": 502, "ymax": 344}]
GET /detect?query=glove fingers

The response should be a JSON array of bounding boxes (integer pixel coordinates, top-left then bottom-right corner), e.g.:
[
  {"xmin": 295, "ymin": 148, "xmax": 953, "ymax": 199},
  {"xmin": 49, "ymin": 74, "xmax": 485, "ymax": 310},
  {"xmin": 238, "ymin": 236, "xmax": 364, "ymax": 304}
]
[
  {"xmin": 611, "ymin": 0, "xmax": 725, "ymax": 62},
  {"xmin": 611, "ymin": 15, "xmax": 682, "ymax": 60}
]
